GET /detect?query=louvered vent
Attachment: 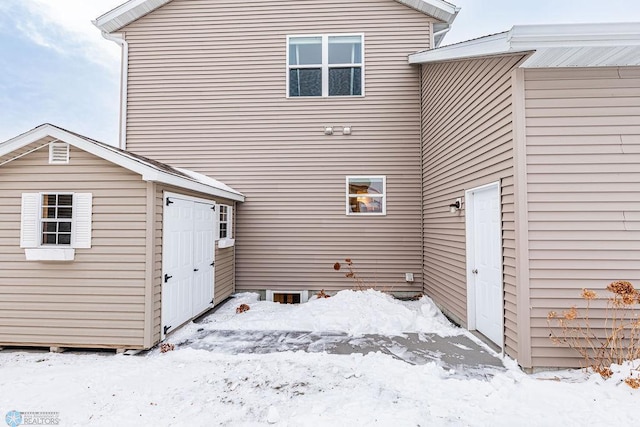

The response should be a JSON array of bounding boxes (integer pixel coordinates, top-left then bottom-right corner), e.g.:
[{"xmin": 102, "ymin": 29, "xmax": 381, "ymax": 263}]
[{"xmin": 49, "ymin": 142, "xmax": 70, "ymax": 164}]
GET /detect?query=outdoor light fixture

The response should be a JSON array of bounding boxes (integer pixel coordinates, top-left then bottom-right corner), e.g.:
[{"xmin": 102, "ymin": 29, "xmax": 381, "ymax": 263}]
[{"xmin": 449, "ymin": 198, "xmax": 462, "ymax": 213}]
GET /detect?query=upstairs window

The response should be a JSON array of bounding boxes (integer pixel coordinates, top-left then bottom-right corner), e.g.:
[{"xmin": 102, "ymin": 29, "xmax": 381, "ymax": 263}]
[
  {"xmin": 288, "ymin": 34, "xmax": 363, "ymax": 97},
  {"xmin": 346, "ymin": 176, "xmax": 386, "ymax": 215}
]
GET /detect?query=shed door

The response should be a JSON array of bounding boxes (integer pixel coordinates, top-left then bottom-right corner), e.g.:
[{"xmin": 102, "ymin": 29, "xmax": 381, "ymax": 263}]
[
  {"xmin": 467, "ymin": 182, "xmax": 503, "ymax": 347},
  {"xmin": 162, "ymin": 196, "xmax": 215, "ymax": 336}
]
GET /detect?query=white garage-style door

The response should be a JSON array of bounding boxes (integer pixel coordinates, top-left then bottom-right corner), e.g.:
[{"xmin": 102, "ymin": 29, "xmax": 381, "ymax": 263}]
[
  {"xmin": 162, "ymin": 193, "xmax": 216, "ymax": 336},
  {"xmin": 465, "ymin": 182, "xmax": 503, "ymax": 347}
]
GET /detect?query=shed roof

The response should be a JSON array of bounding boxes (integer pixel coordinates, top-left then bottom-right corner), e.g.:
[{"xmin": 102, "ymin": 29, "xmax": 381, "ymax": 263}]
[
  {"xmin": 93, "ymin": 0, "xmax": 459, "ymax": 46},
  {"xmin": 409, "ymin": 22, "xmax": 640, "ymax": 67},
  {"xmin": 0, "ymin": 124, "xmax": 245, "ymax": 202}
]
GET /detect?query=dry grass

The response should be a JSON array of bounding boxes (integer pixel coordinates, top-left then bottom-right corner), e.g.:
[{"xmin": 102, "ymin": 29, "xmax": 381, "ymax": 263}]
[{"xmin": 548, "ymin": 281, "xmax": 640, "ymax": 387}]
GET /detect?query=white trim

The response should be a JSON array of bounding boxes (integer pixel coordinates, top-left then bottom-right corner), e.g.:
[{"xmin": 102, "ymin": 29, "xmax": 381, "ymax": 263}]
[
  {"xmin": 218, "ymin": 238, "xmax": 235, "ymax": 249},
  {"xmin": 410, "ymin": 23, "xmax": 640, "ymax": 67},
  {"xmin": 0, "ymin": 124, "xmax": 244, "ymax": 202},
  {"xmin": 465, "ymin": 181, "xmax": 504, "ymax": 349},
  {"xmin": 266, "ymin": 290, "xmax": 310, "ymax": 303},
  {"xmin": 101, "ymin": 32, "xmax": 129, "ymax": 150},
  {"xmin": 94, "ymin": 0, "xmax": 457, "ymax": 33},
  {"xmin": 345, "ymin": 175, "xmax": 387, "ymax": 216},
  {"xmin": 24, "ymin": 248, "xmax": 75, "ymax": 261},
  {"xmin": 286, "ymin": 34, "xmax": 365, "ymax": 98}
]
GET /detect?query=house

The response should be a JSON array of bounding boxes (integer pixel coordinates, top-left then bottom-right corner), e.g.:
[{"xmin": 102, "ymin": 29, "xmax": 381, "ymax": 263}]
[
  {"xmin": 0, "ymin": 123, "xmax": 244, "ymax": 351},
  {"xmin": 411, "ymin": 23, "xmax": 640, "ymax": 369},
  {"xmin": 1, "ymin": 0, "xmax": 637, "ymax": 369}
]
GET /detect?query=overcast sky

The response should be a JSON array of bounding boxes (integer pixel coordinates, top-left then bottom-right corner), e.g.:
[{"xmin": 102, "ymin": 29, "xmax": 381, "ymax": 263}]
[{"xmin": 1, "ymin": 0, "xmax": 639, "ymax": 145}]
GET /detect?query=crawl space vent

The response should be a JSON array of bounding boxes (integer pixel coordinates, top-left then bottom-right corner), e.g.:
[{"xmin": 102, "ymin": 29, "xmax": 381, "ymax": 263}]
[
  {"xmin": 49, "ymin": 142, "xmax": 70, "ymax": 164},
  {"xmin": 273, "ymin": 293, "xmax": 301, "ymax": 304}
]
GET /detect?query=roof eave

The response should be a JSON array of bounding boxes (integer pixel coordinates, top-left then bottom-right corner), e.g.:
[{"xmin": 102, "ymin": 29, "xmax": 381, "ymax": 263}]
[{"xmin": 0, "ymin": 124, "xmax": 245, "ymax": 202}]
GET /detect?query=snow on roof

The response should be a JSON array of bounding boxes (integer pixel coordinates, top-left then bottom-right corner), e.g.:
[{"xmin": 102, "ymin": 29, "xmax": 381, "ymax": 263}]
[
  {"xmin": 409, "ymin": 22, "xmax": 640, "ymax": 68},
  {"xmin": 0, "ymin": 123, "xmax": 245, "ymax": 202}
]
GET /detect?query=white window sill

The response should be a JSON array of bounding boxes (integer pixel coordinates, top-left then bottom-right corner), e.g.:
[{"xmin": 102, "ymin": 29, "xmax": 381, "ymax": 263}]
[
  {"xmin": 25, "ymin": 248, "xmax": 75, "ymax": 261},
  {"xmin": 218, "ymin": 238, "xmax": 235, "ymax": 249}
]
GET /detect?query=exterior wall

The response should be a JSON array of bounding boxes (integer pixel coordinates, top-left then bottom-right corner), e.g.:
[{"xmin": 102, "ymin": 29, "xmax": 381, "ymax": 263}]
[
  {"xmin": 0, "ymin": 143, "xmax": 149, "ymax": 349},
  {"xmin": 121, "ymin": 0, "xmax": 433, "ymax": 292},
  {"xmin": 523, "ymin": 67, "xmax": 640, "ymax": 368},
  {"xmin": 153, "ymin": 184, "xmax": 236, "ymax": 344},
  {"xmin": 421, "ymin": 55, "xmax": 525, "ymax": 358}
]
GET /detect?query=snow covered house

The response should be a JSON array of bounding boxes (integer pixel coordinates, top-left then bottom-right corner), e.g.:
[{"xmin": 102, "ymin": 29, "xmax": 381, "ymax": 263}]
[
  {"xmin": 1, "ymin": 0, "xmax": 639, "ymax": 370},
  {"xmin": 0, "ymin": 124, "xmax": 243, "ymax": 351}
]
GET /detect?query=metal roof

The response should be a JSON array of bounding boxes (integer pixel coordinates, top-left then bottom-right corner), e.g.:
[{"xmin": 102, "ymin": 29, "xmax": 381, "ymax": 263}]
[{"xmin": 409, "ymin": 22, "xmax": 640, "ymax": 68}]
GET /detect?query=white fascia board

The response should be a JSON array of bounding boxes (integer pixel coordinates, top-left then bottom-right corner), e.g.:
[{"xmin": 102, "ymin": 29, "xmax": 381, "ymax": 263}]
[
  {"xmin": 409, "ymin": 32, "xmax": 519, "ymax": 64},
  {"xmin": 509, "ymin": 22, "xmax": 640, "ymax": 49},
  {"xmin": 395, "ymin": 0, "xmax": 460, "ymax": 24},
  {"xmin": 0, "ymin": 124, "xmax": 245, "ymax": 203},
  {"xmin": 143, "ymin": 170, "xmax": 245, "ymax": 202},
  {"xmin": 94, "ymin": 0, "xmax": 173, "ymax": 33}
]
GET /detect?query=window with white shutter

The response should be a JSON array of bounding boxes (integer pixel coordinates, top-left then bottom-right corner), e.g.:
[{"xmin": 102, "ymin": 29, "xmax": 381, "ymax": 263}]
[{"xmin": 20, "ymin": 192, "xmax": 92, "ymax": 260}]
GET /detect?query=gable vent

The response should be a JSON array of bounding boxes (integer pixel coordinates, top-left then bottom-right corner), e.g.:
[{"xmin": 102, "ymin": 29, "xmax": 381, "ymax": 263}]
[{"xmin": 49, "ymin": 142, "xmax": 70, "ymax": 164}]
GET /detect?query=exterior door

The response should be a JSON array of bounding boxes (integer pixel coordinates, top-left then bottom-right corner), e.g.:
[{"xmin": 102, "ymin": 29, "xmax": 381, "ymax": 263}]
[
  {"xmin": 467, "ymin": 182, "xmax": 503, "ymax": 347},
  {"xmin": 162, "ymin": 195, "xmax": 215, "ymax": 336}
]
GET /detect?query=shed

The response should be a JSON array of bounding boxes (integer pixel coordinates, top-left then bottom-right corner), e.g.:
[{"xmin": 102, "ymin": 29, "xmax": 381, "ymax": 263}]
[
  {"xmin": 410, "ymin": 23, "xmax": 640, "ymax": 369},
  {"xmin": 0, "ymin": 124, "xmax": 244, "ymax": 351}
]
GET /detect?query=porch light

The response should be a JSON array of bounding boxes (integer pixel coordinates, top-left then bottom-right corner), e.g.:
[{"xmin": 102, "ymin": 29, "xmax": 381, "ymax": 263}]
[{"xmin": 449, "ymin": 198, "xmax": 462, "ymax": 213}]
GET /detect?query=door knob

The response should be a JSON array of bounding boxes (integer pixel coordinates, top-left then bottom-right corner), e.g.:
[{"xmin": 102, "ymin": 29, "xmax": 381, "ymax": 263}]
[{"xmin": 472, "ymin": 269, "xmax": 478, "ymax": 274}]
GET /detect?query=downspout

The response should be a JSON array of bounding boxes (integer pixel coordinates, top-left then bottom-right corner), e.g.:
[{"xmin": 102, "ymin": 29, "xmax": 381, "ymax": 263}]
[{"xmin": 101, "ymin": 31, "xmax": 129, "ymax": 150}]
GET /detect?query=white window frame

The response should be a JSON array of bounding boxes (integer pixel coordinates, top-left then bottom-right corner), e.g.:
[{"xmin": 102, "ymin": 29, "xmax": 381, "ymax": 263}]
[
  {"xmin": 345, "ymin": 176, "xmax": 386, "ymax": 216},
  {"xmin": 286, "ymin": 33, "xmax": 365, "ymax": 98},
  {"xmin": 217, "ymin": 204, "xmax": 235, "ymax": 248},
  {"xmin": 20, "ymin": 192, "xmax": 92, "ymax": 261},
  {"xmin": 40, "ymin": 193, "xmax": 74, "ymax": 247}
]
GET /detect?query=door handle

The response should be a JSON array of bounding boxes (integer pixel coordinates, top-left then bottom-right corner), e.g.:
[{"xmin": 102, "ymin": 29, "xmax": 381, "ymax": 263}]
[
  {"xmin": 194, "ymin": 268, "xmax": 199, "ymax": 272},
  {"xmin": 472, "ymin": 269, "xmax": 478, "ymax": 274}
]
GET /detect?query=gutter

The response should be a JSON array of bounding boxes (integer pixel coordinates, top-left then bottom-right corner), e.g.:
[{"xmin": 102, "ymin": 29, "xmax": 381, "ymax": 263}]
[{"xmin": 100, "ymin": 31, "xmax": 129, "ymax": 150}]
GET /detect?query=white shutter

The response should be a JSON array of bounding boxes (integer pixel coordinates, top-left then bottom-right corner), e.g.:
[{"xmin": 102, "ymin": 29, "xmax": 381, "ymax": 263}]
[
  {"xmin": 20, "ymin": 193, "xmax": 40, "ymax": 248},
  {"xmin": 74, "ymin": 193, "xmax": 92, "ymax": 248}
]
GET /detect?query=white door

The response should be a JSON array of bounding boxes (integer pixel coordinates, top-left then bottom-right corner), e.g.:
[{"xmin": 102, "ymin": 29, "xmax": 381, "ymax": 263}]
[
  {"xmin": 467, "ymin": 182, "xmax": 503, "ymax": 346},
  {"xmin": 162, "ymin": 195, "xmax": 215, "ymax": 336},
  {"xmin": 191, "ymin": 201, "xmax": 215, "ymax": 316}
]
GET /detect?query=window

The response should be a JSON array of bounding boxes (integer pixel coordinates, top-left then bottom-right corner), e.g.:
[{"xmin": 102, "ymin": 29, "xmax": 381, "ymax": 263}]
[
  {"xmin": 288, "ymin": 34, "xmax": 363, "ymax": 97},
  {"xmin": 218, "ymin": 205, "xmax": 232, "ymax": 239},
  {"xmin": 217, "ymin": 204, "xmax": 234, "ymax": 248},
  {"xmin": 20, "ymin": 192, "xmax": 92, "ymax": 260},
  {"xmin": 346, "ymin": 176, "xmax": 386, "ymax": 215},
  {"xmin": 41, "ymin": 194, "xmax": 73, "ymax": 245}
]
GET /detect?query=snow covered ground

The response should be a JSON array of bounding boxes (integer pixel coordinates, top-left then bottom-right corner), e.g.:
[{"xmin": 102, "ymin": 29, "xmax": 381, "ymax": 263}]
[{"xmin": 0, "ymin": 290, "xmax": 638, "ymax": 426}]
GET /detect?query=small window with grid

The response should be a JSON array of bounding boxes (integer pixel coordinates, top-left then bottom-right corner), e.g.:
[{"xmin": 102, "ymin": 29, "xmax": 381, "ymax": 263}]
[
  {"xmin": 41, "ymin": 194, "xmax": 73, "ymax": 245},
  {"xmin": 219, "ymin": 204, "xmax": 232, "ymax": 239}
]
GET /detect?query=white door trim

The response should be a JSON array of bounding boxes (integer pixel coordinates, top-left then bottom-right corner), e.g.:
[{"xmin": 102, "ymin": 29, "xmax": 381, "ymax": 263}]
[{"xmin": 465, "ymin": 181, "xmax": 504, "ymax": 348}]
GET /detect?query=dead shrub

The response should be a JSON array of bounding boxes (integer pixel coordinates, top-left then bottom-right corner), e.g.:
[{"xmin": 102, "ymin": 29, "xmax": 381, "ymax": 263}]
[
  {"xmin": 160, "ymin": 343, "xmax": 175, "ymax": 353},
  {"xmin": 548, "ymin": 283, "xmax": 640, "ymax": 388},
  {"xmin": 236, "ymin": 303, "xmax": 250, "ymax": 314},
  {"xmin": 316, "ymin": 289, "xmax": 330, "ymax": 299}
]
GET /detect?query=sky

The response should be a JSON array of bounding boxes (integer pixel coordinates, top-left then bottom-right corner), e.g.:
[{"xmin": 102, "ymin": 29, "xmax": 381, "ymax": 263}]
[{"xmin": 1, "ymin": 0, "xmax": 639, "ymax": 146}]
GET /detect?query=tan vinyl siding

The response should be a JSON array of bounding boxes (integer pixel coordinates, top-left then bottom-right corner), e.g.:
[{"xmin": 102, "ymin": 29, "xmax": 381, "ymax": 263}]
[
  {"xmin": 524, "ymin": 66, "xmax": 640, "ymax": 368},
  {"xmin": 0, "ymin": 143, "xmax": 148, "ymax": 349},
  {"xmin": 153, "ymin": 185, "xmax": 236, "ymax": 342},
  {"xmin": 121, "ymin": 0, "xmax": 433, "ymax": 292},
  {"xmin": 421, "ymin": 55, "xmax": 525, "ymax": 358}
]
